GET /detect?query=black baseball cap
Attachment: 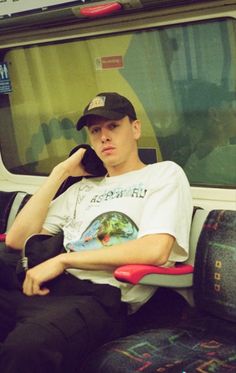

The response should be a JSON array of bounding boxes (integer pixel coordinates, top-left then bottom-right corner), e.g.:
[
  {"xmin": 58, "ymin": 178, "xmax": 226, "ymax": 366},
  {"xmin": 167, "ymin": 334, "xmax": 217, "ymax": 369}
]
[{"xmin": 76, "ymin": 92, "xmax": 137, "ymax": 130}]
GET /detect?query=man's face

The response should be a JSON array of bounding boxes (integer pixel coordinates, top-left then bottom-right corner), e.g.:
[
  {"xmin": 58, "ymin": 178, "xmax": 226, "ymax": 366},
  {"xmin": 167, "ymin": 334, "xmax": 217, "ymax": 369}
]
[{"xmin": 86, "ymin": 115, "xmax": 141, "ymax": 170}]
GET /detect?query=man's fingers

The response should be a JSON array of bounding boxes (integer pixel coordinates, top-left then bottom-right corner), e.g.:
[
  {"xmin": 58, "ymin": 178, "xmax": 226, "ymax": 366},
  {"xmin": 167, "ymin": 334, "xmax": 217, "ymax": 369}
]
[
  {"xmin": 23, "ymin": 280, "xmax": 49, "ymax": 296},
  {"xmin": 23, "ymin": 272, "xmax": 49, "ymax": 296},
  {"xmin": 36, "ymin": 287, "xmax": 50, "ymax": 296},
  {"xmin": 22, "ymin": 277, "xmax": 32, "ymax": 295}
]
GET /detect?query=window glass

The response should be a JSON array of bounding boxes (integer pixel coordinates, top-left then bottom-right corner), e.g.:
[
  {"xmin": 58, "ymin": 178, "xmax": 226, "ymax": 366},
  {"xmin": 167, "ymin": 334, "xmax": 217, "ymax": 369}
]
[{"xmin": 0, "ymin": 18, "xmax": 235, "ymax": 186}]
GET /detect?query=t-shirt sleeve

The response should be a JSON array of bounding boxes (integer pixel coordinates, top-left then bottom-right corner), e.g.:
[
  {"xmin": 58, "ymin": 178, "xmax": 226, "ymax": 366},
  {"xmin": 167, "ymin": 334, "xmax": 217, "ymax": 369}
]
[
  {"xmin": 43, "ymin": 185, "xmax": 77, "ymax": 235},
  {"xmin": 138, "ymin": 166, "xmax": 193, "ymax": 262}
]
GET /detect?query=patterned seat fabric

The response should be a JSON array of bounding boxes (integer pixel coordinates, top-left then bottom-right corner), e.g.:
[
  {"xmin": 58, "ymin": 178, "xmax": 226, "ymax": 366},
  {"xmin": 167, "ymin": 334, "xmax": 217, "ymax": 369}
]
[
  {"xmin": 194, "ymin": 209, "xmax": 236, "ymax": 322},
  {"xmin": 82, "ymin": 324, "xmax": 236, "ymax": 373}
]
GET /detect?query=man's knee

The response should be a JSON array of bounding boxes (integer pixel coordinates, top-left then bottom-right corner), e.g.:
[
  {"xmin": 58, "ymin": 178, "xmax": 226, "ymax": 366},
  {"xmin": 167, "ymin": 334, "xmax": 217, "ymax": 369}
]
[{"xmin": 0, "ymin": 339, "xmax": 62, "ymax": 373}]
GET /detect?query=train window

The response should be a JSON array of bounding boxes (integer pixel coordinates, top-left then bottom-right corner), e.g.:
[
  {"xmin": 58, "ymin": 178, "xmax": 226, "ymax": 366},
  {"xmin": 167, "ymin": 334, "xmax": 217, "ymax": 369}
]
[{"xmin": 0, "ymin": 17, "xmax": 235, "ymax": 186}]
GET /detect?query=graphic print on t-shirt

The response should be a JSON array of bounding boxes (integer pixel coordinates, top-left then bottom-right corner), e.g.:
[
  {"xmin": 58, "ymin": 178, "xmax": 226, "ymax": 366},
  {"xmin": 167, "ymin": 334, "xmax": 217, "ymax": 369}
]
[{"xmin": 66, "ymin": 211, "xmax": 138, "ymax": 252}]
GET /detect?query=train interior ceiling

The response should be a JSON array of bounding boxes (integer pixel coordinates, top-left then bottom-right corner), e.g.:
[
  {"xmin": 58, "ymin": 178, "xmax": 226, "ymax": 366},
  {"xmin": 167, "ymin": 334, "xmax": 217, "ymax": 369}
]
[{"xmin": 0, "ymin": 0, "xmax": 235, "ymax": 211}]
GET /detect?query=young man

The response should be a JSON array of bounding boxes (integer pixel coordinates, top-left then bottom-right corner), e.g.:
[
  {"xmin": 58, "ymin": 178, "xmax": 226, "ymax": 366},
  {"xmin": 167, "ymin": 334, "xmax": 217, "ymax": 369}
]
[{"xmin": 3, "ymin": 92, "xmax": 193, "ymax": 373}]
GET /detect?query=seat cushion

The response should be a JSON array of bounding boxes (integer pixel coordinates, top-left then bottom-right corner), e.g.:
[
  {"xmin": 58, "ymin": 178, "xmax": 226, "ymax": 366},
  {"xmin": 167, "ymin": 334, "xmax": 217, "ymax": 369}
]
[{"xmin": 82, "ymin": 321, "xmax": 236, "ymax": 373}]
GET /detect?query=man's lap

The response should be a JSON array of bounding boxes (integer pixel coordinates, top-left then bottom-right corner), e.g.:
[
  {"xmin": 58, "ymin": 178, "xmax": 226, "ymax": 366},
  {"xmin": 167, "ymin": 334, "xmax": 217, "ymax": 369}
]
[
  {"xmin": 0, "ymin": 274, "xmax": 127, "ymax": 352},
  {"xmin": 0, "ymin": 277, "xmax": 127, "ymax": 372}
]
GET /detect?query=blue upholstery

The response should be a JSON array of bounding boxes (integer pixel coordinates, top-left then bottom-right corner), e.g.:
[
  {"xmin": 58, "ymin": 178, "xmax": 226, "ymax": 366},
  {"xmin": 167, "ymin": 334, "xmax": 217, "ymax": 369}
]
[
  {"xmin": 194, "ymin": 209, "xmax": 236, "ymax": 322},
  {"xmin": 82, "ymin": 324, "xmax": 236, "ymax": 373}
]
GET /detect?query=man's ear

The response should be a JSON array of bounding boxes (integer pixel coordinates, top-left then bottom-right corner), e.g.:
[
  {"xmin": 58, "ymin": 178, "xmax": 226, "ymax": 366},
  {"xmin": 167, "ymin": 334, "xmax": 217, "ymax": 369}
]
[{"xmin": 132, "ymin": 119, "xmax": 142, "ymax": 140}]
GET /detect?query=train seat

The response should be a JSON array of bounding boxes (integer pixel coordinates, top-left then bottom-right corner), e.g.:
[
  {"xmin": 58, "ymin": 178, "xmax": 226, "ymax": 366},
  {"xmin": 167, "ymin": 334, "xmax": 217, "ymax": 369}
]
[
  {"xmin": 1, "ymin": 187, "xmax": 235, "ymax": 372},
  {"xmin": 114, "ymin": 207, "xmax": 209, "ymax": 306},
  {"xmin": 0, "ymin": 191, "xmax": 31, "ymax": 241},
  {"xmin": 82, "ymin": 209, "xmax": 236, "ymax": 373},
  {"xmin": 0, "ymin": 191, "xmax": 31, "ymax": 266}
]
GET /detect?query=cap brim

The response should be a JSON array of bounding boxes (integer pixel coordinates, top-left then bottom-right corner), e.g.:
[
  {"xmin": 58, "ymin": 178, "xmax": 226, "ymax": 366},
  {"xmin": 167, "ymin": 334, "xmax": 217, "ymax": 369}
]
[{"xmin": 76, "ymin": 109, "xmax": 125, "ymax": 130}]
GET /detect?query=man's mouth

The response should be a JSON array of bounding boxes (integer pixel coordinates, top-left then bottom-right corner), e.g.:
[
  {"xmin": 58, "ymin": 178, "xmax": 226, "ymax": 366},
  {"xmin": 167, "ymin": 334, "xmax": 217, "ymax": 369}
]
[{"xmin": 102, "ymin": 146, "xmax": 115, "ymax": 155}]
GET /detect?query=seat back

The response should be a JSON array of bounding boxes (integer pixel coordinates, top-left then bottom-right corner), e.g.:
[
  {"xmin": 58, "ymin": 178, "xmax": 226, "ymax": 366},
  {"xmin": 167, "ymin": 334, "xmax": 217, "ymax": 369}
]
[
  {"xmin": 0, "ymin": 191, "xmax": 18, "ymax": 234},
  {"xmin": 0, "ymin": 191, "xmax": 31, "ymax": 235},
  {"xmin": 138, "ymin": 148, "xmax": 157, "ymax": 164},
  {"xmin": 193, "ymin": 209, "xmax": 236, "ymax": 322},
  {"xmin": 187, "ymin": 208, "xmax": 209, "ymax": 265}
]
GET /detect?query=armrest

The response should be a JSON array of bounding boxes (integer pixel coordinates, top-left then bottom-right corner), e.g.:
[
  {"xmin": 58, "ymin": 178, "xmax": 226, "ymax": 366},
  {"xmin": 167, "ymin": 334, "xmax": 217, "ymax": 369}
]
[
  {"xmin": 114, "ymin": 263, "xmax": 194, "ymax": 287},
  {"xmin": 0, "ymin": 234, "xmax": 6, "ymax": 242}
]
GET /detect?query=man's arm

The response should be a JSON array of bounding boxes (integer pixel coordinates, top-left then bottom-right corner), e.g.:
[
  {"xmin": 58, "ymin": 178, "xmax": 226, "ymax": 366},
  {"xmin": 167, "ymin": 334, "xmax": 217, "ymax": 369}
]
[
  {"xmin": 23, "ymin": 233, "xmax": 174, "ymax": 296},
  {"xmin": 6, "ymin": 148, "xmax": 89, "ymax": 250}
]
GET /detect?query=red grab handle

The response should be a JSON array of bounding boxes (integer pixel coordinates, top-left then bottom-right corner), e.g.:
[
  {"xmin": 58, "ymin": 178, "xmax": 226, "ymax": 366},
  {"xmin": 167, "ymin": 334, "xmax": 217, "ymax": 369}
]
[{"xmin": 80, "ymin": 3, "xmax": 122, "ymax": 18}]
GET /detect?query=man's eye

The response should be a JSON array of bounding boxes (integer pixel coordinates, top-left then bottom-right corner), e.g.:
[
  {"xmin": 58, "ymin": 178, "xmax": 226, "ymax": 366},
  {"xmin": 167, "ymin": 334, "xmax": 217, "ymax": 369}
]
[
  {"xmin": 110, "ymin": 124, "xmax": 118, "ymax": 129},
  {"xmin": 91, "ymin": 127, "xmax": 100, "ymax": 134}
]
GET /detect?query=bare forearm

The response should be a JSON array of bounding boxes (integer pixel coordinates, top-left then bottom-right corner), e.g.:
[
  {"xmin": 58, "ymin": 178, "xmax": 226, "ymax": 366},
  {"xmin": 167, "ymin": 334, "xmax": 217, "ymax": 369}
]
[
  {"xmin": 60, "ymin": 234, "xmax": 175, "ymax": 271},
  {"xmin": 22, "ymin": 233, "xmax": 175, "ymax": 296}
]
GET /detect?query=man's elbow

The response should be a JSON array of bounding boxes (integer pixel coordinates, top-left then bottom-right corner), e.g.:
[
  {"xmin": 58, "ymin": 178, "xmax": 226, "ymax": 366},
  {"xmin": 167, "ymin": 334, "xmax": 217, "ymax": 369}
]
[
  {"xmin": 142, "ymin": 247, "xmax": 171, "ymax": 267},
  {"xmin": 152, "ymin": 252, "xmax": 170, "ymax": 267},
  {"xmin": 142, "ymin": 234, "xmax": 175, "ymax": 266},
  {"xmin": 5, "ymin": 234, "xmax": 23, "ymax": 250}
]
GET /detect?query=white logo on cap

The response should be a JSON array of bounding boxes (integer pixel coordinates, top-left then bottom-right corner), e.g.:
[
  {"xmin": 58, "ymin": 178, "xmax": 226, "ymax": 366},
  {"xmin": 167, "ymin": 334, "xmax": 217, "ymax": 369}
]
[{"xmin": 88, "ymin": 96, "xmax": 106, "ymax": 110}]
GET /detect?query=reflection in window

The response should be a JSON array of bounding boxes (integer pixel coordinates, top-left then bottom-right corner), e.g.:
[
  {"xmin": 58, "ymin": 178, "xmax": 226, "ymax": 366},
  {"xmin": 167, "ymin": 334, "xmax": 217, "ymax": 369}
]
[
  {"xmin": 183, "ymin": 81, "xmax": 236, "ymax": 185},
  {"xmin": 0, "ymin": 17, "xmax": 235, "ymax": 186}
]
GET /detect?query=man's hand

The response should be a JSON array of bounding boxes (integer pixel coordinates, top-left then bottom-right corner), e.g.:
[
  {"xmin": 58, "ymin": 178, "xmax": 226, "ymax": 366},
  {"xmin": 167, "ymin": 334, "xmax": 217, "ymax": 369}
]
[
  {"xmin": 22, "ymin": 255, "xmax": 66, "ymax": 296},
  {"xmin": 56, "ymin": 147, "xmax": 91, "ymax": 178},
  {"xmin": 6, "ymin": 147, "xmax": 94, "ymax": 250}
]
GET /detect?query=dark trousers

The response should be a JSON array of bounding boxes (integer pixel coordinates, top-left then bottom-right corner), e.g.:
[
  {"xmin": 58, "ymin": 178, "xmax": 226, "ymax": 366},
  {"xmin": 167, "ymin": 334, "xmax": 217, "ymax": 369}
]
[{"xmin": 0, "ymin": 272, "xmax": 127, "ymax": 373}]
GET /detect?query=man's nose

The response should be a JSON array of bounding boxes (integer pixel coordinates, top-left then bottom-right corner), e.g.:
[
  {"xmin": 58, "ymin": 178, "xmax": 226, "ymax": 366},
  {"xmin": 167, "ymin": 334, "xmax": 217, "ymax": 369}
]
[{"xmin": 101, "ymin": 128, "xmax": 111, "ymax": 143}]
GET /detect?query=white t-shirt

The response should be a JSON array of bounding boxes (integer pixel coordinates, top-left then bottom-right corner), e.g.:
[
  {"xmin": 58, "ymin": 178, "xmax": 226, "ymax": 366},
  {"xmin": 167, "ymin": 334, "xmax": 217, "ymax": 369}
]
[{"xmin": 43, "ymin": 161, "xmax": 193, "ymax": 312}]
